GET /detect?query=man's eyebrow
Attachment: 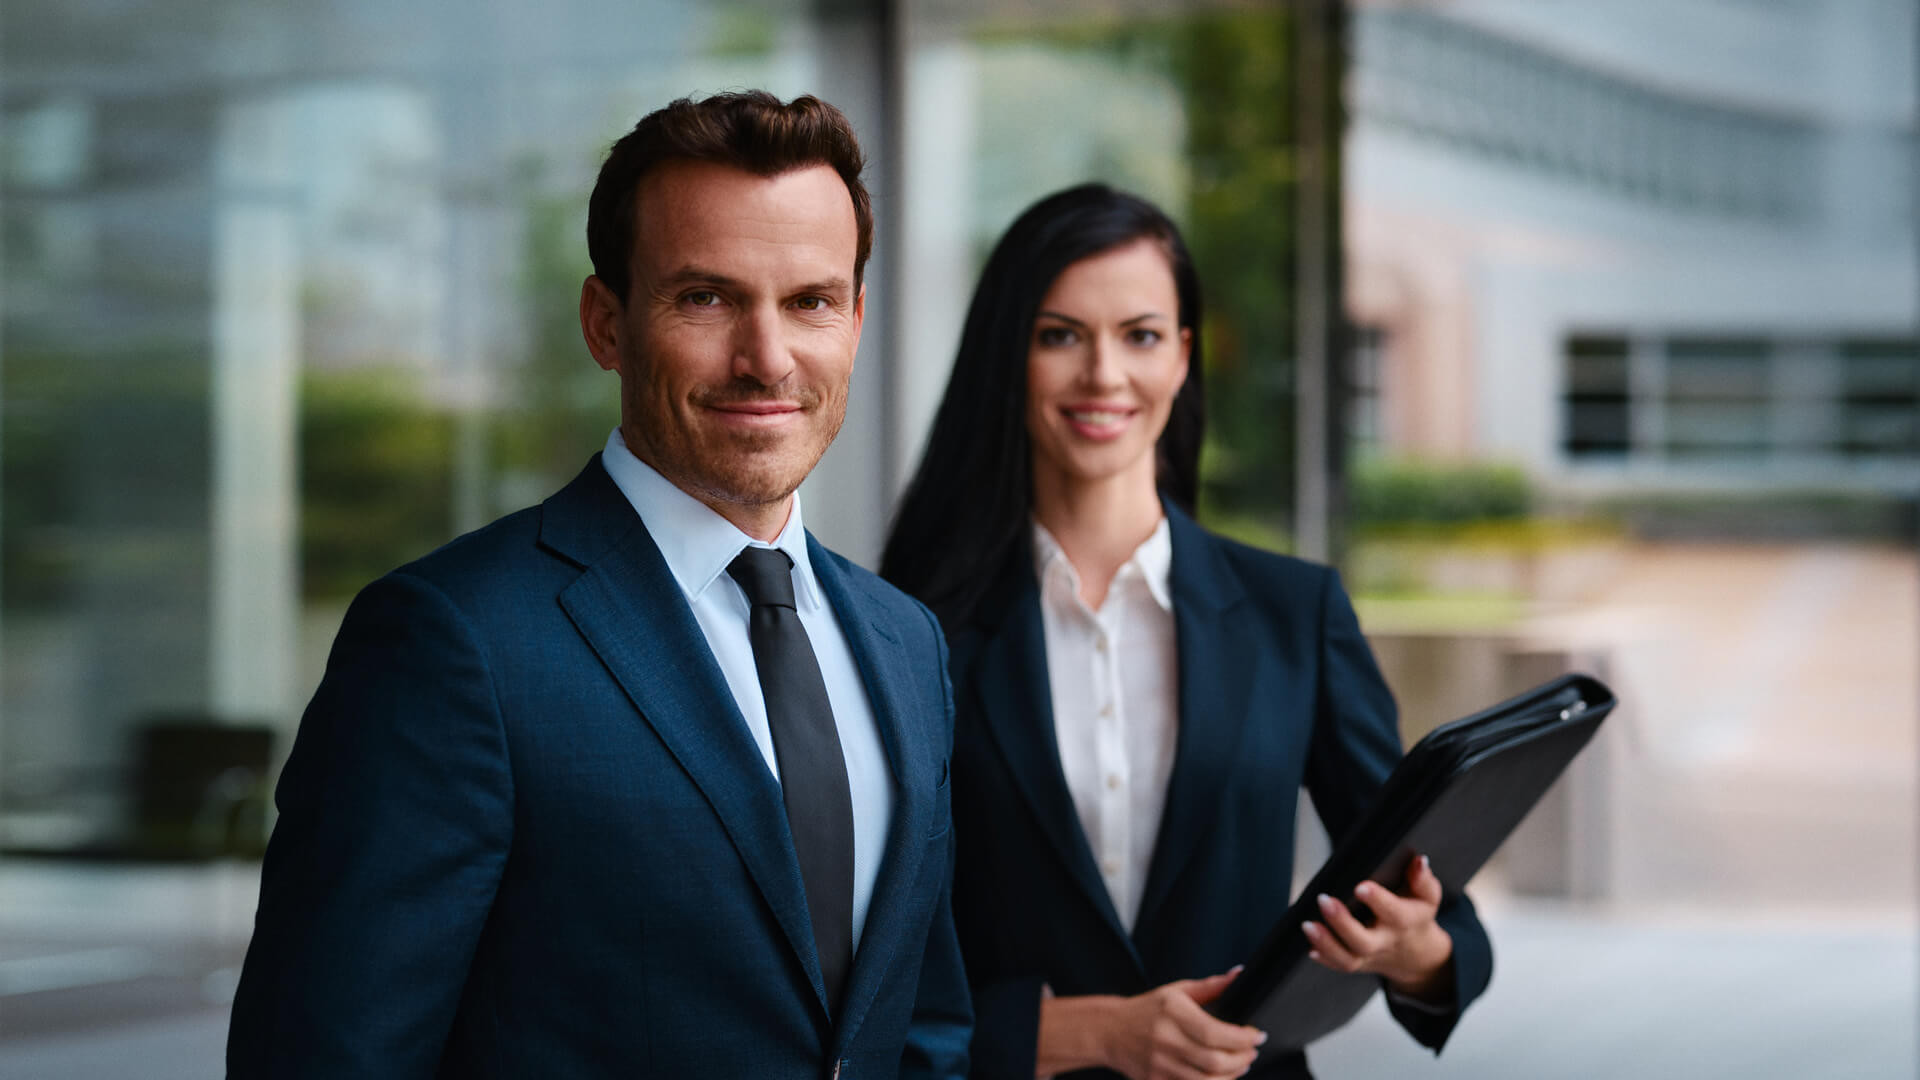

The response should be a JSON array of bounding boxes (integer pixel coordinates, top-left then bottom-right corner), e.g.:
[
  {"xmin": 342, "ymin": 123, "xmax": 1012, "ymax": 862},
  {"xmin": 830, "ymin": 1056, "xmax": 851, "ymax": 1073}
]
[
  {"xmin": 792, "ymin": 276, "xmax": 854, "ymax": 297},
  {"xmin": 658, "ymin": 266, "xmax": 746, "ymax": 290},
  {"xmin": 654, "ymin": 268, "xmax": 854, "ymax": 298}
]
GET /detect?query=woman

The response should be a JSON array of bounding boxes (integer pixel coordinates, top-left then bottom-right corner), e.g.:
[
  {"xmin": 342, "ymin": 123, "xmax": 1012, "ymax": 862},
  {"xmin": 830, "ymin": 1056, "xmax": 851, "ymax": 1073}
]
[{"xmin": 881, "ymin": 184, "xmax": 1491, "ymax": 1080}]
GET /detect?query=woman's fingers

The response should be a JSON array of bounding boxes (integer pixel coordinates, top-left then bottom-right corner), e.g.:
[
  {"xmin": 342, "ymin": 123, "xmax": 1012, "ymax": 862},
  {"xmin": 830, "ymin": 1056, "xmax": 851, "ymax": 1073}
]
[
  {"xmin": 1301, "ymin": 917, "xmax": 1362, "ymax": 971},
  {"xmin": 1336, "ymin": 857, "xmax": 1445, "ymax": 937},
  {"xmin": 1314, "ymin": 892, "xmax": 1383, "ymax": 953},
  {"xmin": 1407, "ymin": 853, "xmax": 1444, "ymax": 904},
  {"xmin": 1143, "ymin": 992, "xmax": 1260, "ymax": 1080},
  {"xmin": 1178, "ymin": 967, "xmax": 1242, "ymax": 1006},
  {"xmin": 1153, "ymin": 1047, "xmax": 1256, "ymax": 1080},
  {"xmin": 1159, "ymin": 1041, "xmax": 1259, "ymax": 1080},
  {"xmin": 1168, "ymin": 990, "xmax": 1265, "ymax": 1051},
  {"xmin": 1301, "ymin": 863, "xmax": 1455, "ymax": 990}
]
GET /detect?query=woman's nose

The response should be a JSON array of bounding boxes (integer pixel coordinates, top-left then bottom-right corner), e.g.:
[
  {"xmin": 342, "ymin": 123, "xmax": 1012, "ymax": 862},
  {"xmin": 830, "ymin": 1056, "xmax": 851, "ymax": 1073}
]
[{"xmin": 1083, "ymin": 334, "xmax": 1125, "ymax": 390}]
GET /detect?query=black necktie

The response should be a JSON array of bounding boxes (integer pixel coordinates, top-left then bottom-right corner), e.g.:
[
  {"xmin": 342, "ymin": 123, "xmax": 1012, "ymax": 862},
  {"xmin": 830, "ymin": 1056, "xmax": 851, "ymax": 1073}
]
[{"xmin": 726, "ymin": 546, "xmax": 855, "ymax": 1012}]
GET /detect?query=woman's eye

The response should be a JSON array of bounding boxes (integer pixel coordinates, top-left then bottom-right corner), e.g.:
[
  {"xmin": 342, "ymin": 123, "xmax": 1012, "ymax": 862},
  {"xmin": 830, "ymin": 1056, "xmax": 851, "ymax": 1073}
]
[
  {"xmin": 1127, "ymin": 328, "xmax": 1163, "ymax": 346},
  {"xmin": 1035, "ymin": 326, "xmax": 1077, "ymax": 347},
  {"xmin": 684, "ymin": 290, "xmax": 720, "ymax": 307}
]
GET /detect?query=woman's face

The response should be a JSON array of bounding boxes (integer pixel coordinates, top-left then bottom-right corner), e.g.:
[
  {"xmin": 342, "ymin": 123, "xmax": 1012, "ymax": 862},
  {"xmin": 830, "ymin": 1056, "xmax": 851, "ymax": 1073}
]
[{"xmin": 1025, "ymin": 238, "xmax": 1192, "ymax": 497}]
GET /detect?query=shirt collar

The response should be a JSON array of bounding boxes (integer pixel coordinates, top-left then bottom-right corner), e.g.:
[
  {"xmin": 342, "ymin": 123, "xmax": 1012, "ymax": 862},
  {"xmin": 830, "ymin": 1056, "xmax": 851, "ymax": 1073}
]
[
  {"xmin": 599, "ymin": 428, "xmax": 821, "ymax": 611},
  {"xmin": 1030, "ymin": 515, "xmax": 1174, "ymax": 613}
]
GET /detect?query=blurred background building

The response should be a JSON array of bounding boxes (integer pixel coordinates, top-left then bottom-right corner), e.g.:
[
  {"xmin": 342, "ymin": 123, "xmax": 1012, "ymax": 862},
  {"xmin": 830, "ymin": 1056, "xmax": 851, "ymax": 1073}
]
[{"xmin": 1, "ymin": 0, "xmax": 1914, "ymax": 1076}]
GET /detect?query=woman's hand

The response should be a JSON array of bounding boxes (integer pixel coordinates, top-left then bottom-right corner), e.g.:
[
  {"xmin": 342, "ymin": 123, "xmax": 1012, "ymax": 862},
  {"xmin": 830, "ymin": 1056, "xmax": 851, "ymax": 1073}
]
[
  {"xmin": 1301, "ymin": 853, "xmax": 1455, "ymax": 1001},
  {"xmin": 1036, "ymin": 970, "xmax": 1266, "ymax": 1080}
]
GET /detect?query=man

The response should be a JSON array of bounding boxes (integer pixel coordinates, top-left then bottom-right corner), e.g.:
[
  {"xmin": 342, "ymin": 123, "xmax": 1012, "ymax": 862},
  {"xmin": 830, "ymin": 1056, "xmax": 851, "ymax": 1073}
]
[{"xmin": 228, "ymin": 91, "xmax": 971, "ymax": 1079}]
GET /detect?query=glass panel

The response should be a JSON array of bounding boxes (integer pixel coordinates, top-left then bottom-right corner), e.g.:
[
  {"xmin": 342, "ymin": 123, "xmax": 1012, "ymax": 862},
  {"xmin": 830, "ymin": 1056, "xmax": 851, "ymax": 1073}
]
[
  {"xmin": 1665, "ymin": 337, "xmax": 1771, "ymax": 399},
  {"xmin": 0, "ymin": 0, "xmax": 875, "ymax": 849},
  {"xmin": 1840, "ymin": 338, "xmax": 1920, "ymax": 456},
  {"xmin": 1348, "ymin": 324, "xmax": 1386, "ymax": 452},
  {"xmin": 1564, "ymin": 335, "xmax": 1630, "ymax": 457}
]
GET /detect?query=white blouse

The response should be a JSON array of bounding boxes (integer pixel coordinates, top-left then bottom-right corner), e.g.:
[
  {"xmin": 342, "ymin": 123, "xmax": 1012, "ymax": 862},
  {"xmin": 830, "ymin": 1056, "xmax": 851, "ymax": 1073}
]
[{"xmin": 1032, "ymin": 518, "xmax": 1179, "ymax": 932}]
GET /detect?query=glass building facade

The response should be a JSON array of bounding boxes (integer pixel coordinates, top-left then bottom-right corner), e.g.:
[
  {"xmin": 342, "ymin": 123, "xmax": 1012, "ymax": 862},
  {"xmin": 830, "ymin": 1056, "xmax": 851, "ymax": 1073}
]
[{"xmin": 1, "ymin": 0, "xmax": 1341, "ymax": 857}]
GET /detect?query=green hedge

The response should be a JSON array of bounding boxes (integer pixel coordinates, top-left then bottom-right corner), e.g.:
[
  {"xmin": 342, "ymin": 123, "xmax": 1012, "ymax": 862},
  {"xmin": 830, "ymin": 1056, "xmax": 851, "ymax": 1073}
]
[{"xmin": 1348, "ymin": 459, "xmax": 1532, "ymax": 529}]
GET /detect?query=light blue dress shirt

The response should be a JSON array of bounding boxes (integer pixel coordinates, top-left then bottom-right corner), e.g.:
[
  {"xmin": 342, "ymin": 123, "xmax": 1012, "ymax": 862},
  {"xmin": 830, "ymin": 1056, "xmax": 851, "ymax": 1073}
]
[{"xmin": 599, "ymin": 428, "xmax": 895, "ymax": 948}]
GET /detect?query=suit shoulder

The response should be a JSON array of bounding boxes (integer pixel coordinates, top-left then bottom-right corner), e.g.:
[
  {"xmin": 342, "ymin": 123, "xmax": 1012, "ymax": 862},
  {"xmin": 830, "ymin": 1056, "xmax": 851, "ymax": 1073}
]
[
  {"xmin": 371, "ymin": 502, "xmax": 550, "ymax": 609},
  {"xmin": 1202, "ymin": 528, "xmax": 1339, "ymax": 597},
  {"xmin": 812, "ymin": 545, "xmax": 944, "ymax": 643}
]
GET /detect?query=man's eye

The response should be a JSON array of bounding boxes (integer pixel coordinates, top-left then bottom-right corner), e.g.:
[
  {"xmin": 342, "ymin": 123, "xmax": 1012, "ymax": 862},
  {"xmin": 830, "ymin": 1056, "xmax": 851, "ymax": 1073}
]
[
  {"xmin": 1035, "ymin": 326, "xmax": 1077, "ymax": 347},
  {"xmin": 794, "ymin": 296, "xmax": 827, "ymax": 311},
  {"xmin": 684, "ymin": 290, "xmax": 720, "ymax": 307}
]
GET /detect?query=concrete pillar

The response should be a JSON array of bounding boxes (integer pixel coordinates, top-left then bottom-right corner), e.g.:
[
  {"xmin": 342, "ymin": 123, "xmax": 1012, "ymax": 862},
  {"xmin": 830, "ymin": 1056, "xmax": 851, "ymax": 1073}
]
[{"xmin": 209, "ymin": 95, "xmax": 300, "ymax": 727}]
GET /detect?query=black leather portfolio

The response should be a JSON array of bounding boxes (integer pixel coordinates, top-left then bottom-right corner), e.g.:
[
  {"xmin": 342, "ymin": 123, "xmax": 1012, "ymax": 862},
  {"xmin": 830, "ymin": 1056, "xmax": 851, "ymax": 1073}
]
[{"xmin": 1208, "ymin": 672, "xmax": 1615, "ymax": 1052}]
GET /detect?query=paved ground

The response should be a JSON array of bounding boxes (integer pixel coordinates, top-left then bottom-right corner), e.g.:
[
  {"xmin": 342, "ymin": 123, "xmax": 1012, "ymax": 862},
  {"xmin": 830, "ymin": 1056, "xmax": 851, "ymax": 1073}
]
[
  {"xmin": 1523, "ymin": 542, "xmax": 1918, "ymax": 913},
  {"xmin": 1314, "ymin": 897, "xmax": 1917, "ymax": 1080}
]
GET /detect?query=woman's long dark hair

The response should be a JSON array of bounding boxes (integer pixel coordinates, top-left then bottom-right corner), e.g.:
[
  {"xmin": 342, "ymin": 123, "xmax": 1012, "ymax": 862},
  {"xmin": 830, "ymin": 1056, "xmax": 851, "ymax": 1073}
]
[{"xmin": 879, "ymin": 183, "xmax": 1206, "ymax": 630}]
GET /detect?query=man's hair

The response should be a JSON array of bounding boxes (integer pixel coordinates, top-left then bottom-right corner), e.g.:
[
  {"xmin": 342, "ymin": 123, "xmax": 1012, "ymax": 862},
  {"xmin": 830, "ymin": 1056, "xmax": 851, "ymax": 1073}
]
[{"xmin": 586, "ymin": 90, "xmax": 872, "ymax": 304}]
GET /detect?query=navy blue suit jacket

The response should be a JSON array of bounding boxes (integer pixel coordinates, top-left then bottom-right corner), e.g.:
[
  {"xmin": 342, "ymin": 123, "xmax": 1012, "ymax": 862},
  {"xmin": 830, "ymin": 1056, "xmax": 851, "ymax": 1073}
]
[
  {"xmin": 945, "ymin": 505, "xmax": 1491, "ymax": 1080},
  {"xmin": 229, "ymin": 457, "xmax": 971, "ymax": 1079}
]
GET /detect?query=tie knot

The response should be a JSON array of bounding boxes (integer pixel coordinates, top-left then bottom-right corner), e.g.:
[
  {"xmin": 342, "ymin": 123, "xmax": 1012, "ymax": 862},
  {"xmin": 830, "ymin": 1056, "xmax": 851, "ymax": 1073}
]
[{"xmin": 727, "ymin": 546, "xmax": 797, "ymax": 610}]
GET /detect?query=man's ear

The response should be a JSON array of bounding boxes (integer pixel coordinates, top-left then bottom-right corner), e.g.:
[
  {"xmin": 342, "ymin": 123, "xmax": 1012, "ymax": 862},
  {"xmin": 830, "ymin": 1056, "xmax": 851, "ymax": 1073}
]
[{"xmin": 580, "ymin": 275, "xmax": 625, "ymax": 372}]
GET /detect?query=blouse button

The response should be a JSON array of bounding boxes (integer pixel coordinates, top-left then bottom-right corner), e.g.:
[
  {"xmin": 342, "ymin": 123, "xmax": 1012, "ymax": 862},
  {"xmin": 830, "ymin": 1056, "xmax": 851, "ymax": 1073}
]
[{"xmin": 1106, "ymin": 773, "xmax": 1123, "ymax": 791}]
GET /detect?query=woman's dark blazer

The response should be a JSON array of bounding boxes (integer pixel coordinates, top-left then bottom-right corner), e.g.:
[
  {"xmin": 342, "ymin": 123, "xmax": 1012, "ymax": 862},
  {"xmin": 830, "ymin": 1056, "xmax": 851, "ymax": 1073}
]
[{"xmin": 944, "ymin": 503, "xmax": 1493, "ymax": 1080}]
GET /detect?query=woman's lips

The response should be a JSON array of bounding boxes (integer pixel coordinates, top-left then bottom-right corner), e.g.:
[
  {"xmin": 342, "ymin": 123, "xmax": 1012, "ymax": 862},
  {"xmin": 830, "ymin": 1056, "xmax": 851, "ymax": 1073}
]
[{"xmin": 1061, "ymin": 405, "xmax": 1135, "ymax": 440}]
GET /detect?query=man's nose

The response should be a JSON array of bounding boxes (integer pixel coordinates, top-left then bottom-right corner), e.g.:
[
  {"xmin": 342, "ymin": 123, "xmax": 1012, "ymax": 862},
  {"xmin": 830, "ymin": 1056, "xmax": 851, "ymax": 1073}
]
[{"xmin": 731, "ymin": 305, "xmax": 796, "ymax": 386}]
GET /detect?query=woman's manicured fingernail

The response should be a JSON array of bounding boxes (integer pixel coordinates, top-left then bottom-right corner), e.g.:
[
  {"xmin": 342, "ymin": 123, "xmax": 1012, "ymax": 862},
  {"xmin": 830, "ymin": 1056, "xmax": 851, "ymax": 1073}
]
[{"xmin": 1316, "ymin": 893, "xmax": 1334, "ymax": 910}]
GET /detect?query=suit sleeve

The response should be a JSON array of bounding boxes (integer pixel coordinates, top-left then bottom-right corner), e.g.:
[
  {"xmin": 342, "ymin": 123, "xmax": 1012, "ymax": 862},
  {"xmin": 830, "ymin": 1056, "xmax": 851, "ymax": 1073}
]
[
  {"xmin": 900, "ymin": 604, "xmax": 975, "ymax": 1080},
  {"xmin": 1302, "ymin": 567, "xmax": 1493, "ymax": 1053},
  {"xmin": 227, "ymin": 571, "xmax": 513, "ymax": 1078}
]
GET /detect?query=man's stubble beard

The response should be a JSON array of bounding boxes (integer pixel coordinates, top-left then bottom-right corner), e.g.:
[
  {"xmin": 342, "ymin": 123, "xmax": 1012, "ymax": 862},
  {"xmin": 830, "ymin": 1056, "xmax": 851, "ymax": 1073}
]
[{"xmin": 623, "ymin": 375, "xmax": 849, "ymax": 511}]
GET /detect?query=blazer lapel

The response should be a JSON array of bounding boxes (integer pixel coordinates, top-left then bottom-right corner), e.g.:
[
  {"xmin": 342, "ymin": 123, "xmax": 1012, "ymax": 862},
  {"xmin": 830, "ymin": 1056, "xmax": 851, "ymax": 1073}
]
[
  {"xmin": 806, "ymin": 539, "xmax": 937, "ymax": 1050},
  {"xmin": 541, "ymin": 459, "xmax": 830, "ymax": 1017},
  {"xmin": 1133, "ymin": 506, "xmax": 1259, "ymax": 944},
  {"xmin": 971, "ymin": 565, "xmax": 1140, "ymax": 964}
]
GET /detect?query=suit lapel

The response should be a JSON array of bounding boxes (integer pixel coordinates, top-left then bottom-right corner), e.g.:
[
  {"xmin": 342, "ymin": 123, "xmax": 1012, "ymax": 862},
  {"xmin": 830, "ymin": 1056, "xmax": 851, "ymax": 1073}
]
[
  {"xmin": 971, "ymin": 565, "xmax": 1140, "ymax": 965},
  {"xmin": 541, "ymin": 460, "xmax": 831, "ymax": 1017},
  {"xmin": 1132, "ymin": 506, "xmax": 1258, "ymax": 945},
  {"xmin": 806, "ymin": 538, "xmax": 936, "ymax": 1051},
  {"xmin": 1128, "ymin": 503, "xmax": 1251, "ymax": 941}
]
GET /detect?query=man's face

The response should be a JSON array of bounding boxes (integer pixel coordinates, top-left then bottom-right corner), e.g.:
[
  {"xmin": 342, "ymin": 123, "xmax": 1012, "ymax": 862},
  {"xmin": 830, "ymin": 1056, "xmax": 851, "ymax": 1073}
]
[{"xmin": 582, "ymin": 160, "xmax": 863, "ymax": 523}]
